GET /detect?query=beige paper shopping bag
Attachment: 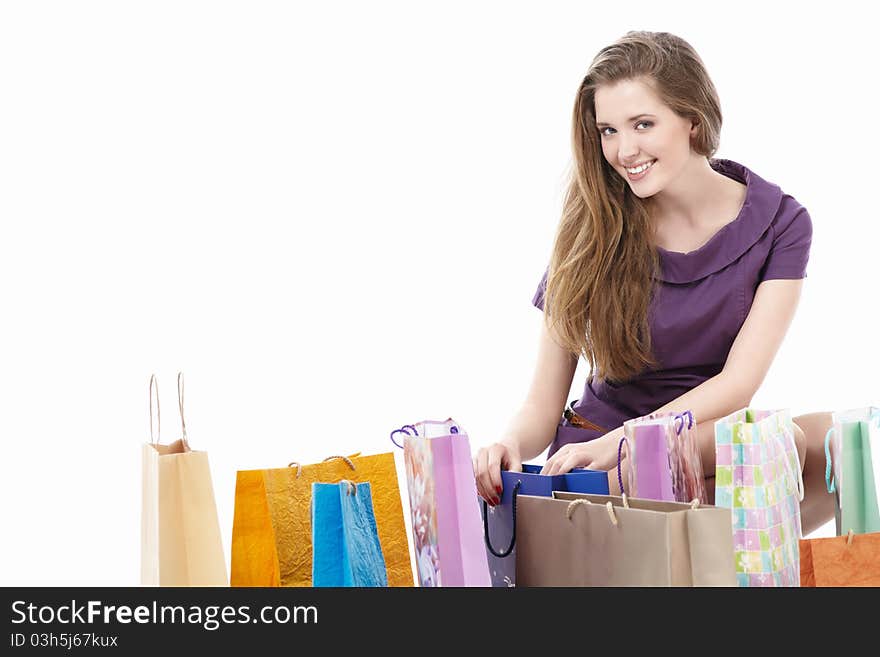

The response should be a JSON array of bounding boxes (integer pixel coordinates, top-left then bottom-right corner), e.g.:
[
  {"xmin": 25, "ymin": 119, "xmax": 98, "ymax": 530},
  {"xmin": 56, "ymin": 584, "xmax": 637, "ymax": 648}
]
[
  {"xmin": 516, "ymin": 492, "xmax": 736, "ymax": 587},
  {"xmin": 141, "ymin": 373, "xmax": 227, "ymax": 586}
]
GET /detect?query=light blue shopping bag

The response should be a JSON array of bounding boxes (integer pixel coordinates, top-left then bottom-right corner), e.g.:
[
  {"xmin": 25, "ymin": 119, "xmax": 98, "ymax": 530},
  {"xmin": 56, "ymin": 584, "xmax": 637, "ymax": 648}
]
[{"xmin": 311, "ymin": 480, "xmax": 388, "ymax": 587}]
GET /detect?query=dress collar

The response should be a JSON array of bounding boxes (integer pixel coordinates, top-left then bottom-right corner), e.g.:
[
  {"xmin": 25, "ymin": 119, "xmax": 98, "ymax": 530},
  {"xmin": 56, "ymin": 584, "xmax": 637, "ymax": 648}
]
[{"xmin": 656, "ymin": 158, "xmax": 783, "ymax": 284}]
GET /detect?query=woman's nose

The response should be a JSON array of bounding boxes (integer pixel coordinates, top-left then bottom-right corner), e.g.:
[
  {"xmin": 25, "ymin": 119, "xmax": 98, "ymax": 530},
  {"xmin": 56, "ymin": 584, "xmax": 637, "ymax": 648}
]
[{"xmin": 618, "ymin": 137, "xmax": 640, "ymax": 162}]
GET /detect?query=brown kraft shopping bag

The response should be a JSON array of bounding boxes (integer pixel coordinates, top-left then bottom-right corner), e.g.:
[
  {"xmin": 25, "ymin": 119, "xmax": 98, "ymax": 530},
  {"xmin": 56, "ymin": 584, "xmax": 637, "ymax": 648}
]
[{"xmin": 516, "ymin": 492, "xmax": 736, "ymax": 586}]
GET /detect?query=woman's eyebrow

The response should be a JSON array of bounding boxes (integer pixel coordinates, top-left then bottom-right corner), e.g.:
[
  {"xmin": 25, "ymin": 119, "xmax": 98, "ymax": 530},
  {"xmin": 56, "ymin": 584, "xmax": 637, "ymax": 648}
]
[{"xmin": 595, "ymin": 113, "xmax": 657, "ymax": 127}]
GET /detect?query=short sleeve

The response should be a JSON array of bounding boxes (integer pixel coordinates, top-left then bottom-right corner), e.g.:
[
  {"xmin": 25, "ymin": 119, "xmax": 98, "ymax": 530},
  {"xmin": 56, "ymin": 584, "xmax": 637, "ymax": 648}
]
[
  {"xmin": 759, "ymin": 201, "xmax": 812, "ymax": 282},
  {"xmin": 532, "ymin": 268, "xmax": 548, "ymax": 311}
]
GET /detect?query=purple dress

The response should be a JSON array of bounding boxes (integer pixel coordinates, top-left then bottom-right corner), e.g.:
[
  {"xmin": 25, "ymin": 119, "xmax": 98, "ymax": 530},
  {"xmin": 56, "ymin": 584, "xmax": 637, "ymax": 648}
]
[{"xmin": 532, "ymin": 158, "xmax": 812, "ymax": 457}]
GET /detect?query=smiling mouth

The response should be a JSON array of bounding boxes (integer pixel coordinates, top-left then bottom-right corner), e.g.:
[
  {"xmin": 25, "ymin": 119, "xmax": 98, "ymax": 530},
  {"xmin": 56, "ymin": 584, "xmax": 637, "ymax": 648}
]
[
  {"xmin": 625, "ymin": 159, "xmax": 656, "ymax": 174},
  {"xmin": 625, "ymin": 158, "xmax": 657, "ymax": 180}
]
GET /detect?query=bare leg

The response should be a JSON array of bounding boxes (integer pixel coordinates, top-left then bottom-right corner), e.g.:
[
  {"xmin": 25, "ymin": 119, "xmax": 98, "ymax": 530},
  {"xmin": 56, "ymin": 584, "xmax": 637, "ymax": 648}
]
[{"xmin": 793, "ymin": 412, "xmax": 835, "ymax": 536}]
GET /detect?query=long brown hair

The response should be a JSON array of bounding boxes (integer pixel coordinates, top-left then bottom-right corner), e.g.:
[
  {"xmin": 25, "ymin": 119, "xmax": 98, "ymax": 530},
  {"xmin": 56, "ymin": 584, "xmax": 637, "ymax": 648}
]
[{"xmin": 542, "ymin": 31, "xmax": 722, "ymax": 383}]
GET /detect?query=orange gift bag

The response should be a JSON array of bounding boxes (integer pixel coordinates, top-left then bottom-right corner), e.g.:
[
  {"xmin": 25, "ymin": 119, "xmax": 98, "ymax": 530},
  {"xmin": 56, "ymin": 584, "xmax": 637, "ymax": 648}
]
[
  {"xmin": 231, "ymin": 453, "xmax": 412, "ymax": 587},
  {"xmin": 800, "ymin": 531, "xmax": 880, "ymax": 586}
]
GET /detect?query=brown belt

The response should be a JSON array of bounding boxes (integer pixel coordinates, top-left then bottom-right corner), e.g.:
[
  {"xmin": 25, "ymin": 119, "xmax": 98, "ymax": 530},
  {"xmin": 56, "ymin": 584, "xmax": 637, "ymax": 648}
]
[{"xmin": 562, "ymin": 400, "xmax": 608, "ymax": 433}]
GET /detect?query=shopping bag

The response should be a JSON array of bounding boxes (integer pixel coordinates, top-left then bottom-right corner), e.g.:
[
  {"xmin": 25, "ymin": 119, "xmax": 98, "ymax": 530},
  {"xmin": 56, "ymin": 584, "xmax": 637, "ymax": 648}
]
[
  {"xmin": 230, "ymin": 452, "xmax": 412, "ymax": 587},
  {"xmin": 392, "ymin": 419, "xmax": 490, "ymax": 587},
  {"xmin": 823, "ymin": 407, "xmax": 880, "ymax": 535},
  {"xmin": 482, "ymin": 464, "xmax": 609, "ymax": 587},
  {"xmin": 515, "ymin": 491, "xmax": 736, "ymax": 586},
  {"xmin": 312, "ymin": 481, "xmax": 388, "ymax": 587},
  {"xmin": 714, "ymin": 408, "xmax": 804, "ymax": 587},
  {"xmin": 621, "ymin": 410, "xmax": 707, "ymax": 504},
  {"xmin": 141, "ymin": 373, "xmax": 227, "ymax": 586},
  {"xmin": 800, "ymin": 530, "xmax": 880, "ymax": 587}
]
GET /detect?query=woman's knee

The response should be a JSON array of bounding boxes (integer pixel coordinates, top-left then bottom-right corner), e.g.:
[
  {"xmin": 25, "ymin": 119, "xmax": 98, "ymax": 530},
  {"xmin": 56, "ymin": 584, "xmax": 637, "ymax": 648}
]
[{"xmin": 792, "ymin": 411, "xmax": 834, "ymax": 459}]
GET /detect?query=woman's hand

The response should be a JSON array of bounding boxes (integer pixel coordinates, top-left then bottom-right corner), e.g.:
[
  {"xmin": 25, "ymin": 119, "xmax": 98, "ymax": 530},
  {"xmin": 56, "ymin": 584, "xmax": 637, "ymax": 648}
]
[
  {"xmin": 540, "ymin": 426, "xmax": 625, "ymax": 475},
  {"xmin": 473, "ymin": 440, "xmax": 523, "ymax": 507}
]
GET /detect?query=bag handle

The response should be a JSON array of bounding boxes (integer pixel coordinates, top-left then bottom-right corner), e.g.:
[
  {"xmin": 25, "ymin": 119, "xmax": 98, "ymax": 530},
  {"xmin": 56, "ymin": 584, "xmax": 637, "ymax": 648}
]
[
  {"xmin": 149, "ymin": 374, "xmax": 160, "ymax": 444},
  {"xmin": 616, "ymin": 436, "xmax": 628, "ymax": 500},
  {"xmin": 615, "ymin": 437, "xmax": 632, "ymax": 508},
  {"xmin": 775, "ymin": 422, "xmax": 805, "ymax": 502},
  {"xmin": 673, "ymin": 410, "xmax": 694, "ymax": 435},
  {"xmin": 323, "ymin": 455, "xmax": 356, "ymax": 470},
  {"xmin": 177, "ymin": 372, "xmax": 189, "ymax": 449},
  {"xmin": 566, "ymin": 498, "xmax": 619, "ymax": 526},
  {"xmin": 389, "ymin": 424, "xmax": 418, "ymax": 448},
  {"xmin": 390, "ymin": 421, "xmax": 463, "ymax": 447},
  {"xmin": 824, "ymin": 426, "xmax": 836, "ymax": 493},
  {"xmin": 285, "ymin": 455, "xmax": 357, "ymax": 478},
  {"xmin": 482, "ymin": 480, "xmax": 522, "ymax": 558}
]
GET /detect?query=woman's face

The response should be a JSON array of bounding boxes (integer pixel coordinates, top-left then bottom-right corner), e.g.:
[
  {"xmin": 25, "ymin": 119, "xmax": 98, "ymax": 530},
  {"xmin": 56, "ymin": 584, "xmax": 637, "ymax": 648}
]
[{"xmin": 594, "ymin": 77, "xmax": 697, "ymax": 198}]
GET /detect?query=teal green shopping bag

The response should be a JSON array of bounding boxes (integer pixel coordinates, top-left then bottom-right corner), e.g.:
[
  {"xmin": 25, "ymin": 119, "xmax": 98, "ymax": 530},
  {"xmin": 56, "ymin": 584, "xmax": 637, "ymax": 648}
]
[{"xmin": 825, "ymin": 407, "xmax": 880, "ymax": 535}]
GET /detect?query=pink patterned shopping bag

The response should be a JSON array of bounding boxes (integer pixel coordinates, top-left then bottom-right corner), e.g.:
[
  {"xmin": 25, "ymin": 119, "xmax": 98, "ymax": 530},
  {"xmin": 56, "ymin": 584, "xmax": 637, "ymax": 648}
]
[
  {"xmin": 714, "ymin": 408, "xmax": 804, "ymax": 587},
  {"xmin": 391, "ymin": 419, "xmax": 490, "ymax": 587}
]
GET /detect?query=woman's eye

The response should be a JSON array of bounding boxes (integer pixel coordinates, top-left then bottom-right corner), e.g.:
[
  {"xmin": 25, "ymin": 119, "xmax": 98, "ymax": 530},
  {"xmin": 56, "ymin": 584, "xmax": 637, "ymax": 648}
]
[{"xmin": 599, "ymin": 121, "xmax": 652, "ymax": 138}]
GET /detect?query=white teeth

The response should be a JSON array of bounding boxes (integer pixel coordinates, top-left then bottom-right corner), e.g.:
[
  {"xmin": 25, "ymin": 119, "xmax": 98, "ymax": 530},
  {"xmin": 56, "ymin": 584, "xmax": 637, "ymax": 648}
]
[{"xmin": 627, "ymin": 160, "xmax": 656, "ymax": 174}]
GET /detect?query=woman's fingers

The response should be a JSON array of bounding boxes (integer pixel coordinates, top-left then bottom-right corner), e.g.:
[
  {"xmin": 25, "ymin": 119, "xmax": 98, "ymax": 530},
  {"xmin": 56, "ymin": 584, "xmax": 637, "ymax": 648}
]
[
  {"xmin": 541, "ymin": 444, "xmax": 577, "ymax": 475},
  {"xmin": 542, "ymin": 446, "xmax": 595, "ymax": 476},
  {"xmin": 485, "ymin": 446, "xmax": 504, "ymax": 500},
  {"xmin": 473, "ymin": 448, "xmax": 491, "ymax": 502},
  {"xmin": 474, "ymin": 446, "xmax": 502, "ymax": 506},
  {"xmin": 539, "ymin": 444, "xmax": 563, "ymax": 475},
  {"xmin": 543, "ymin": 456, "xmax": 566, "ymax": 476},
  {"xmin": 562, "ymin": 454, "xmax": 585, "ymax": 475}
]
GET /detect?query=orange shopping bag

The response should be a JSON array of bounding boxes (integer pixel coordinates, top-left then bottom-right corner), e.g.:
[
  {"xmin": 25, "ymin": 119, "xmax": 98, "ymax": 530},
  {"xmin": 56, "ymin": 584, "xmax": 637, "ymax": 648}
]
[
  {"xmin": 231, "ymin": 453, "xmax": 413, "ymax": 587},
  {"xmin": 800, "ymin": 531, "xmax": 880, "ymax": 586}
]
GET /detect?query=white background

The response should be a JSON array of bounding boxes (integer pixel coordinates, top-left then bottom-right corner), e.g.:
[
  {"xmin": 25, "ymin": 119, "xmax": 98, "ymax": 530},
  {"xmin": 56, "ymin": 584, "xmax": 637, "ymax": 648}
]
[{"xmin": 1, "ymin": 1, "xmax": 876, "ymax": 586}]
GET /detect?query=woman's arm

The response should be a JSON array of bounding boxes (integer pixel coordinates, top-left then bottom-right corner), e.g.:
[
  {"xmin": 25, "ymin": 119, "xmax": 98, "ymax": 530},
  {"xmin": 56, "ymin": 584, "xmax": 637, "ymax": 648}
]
[
  {"xmin": 541, "ymin": 278, "xmax": 805, "ymax": 475},
  {"xmin": 503, "ymin": 319, "xmax": 579, "ymax": 461},
  {"xmin": 473, "ymin": 317, "xmax": 577, "ymax": 503}
]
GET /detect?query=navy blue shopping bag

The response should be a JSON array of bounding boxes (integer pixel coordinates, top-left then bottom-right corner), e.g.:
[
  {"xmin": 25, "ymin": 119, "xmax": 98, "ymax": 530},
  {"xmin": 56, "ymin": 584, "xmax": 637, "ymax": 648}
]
[{"xmin": 482, "ymin": 464, "xmax": 609, "ymax": 587}]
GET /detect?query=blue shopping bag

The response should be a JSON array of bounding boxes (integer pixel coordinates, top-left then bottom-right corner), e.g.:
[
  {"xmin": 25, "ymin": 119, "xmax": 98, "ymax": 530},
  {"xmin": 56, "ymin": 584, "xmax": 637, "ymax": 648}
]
[
  {"xmin": 312, "ymin": 480, "xmax": 388, "ymax": 587},
  {"xmin": 482, "ymin": 464, "xmax": 609, "ymax": 587}
]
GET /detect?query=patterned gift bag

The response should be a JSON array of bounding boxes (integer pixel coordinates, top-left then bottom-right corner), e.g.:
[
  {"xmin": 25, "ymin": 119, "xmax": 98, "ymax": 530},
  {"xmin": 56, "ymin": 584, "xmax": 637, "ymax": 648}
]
[
  {"xmin": 714, "ymin": 408, "xmax": 804, "ymax": 587},
  {"xmin": 391, "ymin": 419, "xmax": 490, "ymax": 587},
  {"xmin": 621, "ymin": 410, "xmax": 708, "ymax": 504}
]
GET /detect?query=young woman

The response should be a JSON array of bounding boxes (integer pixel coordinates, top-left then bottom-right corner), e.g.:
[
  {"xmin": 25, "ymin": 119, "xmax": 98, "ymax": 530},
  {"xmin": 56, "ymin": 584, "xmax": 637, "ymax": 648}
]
[{"xmin": 472, "ymin": 31, "xmax": 834, "ymax": 535}]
